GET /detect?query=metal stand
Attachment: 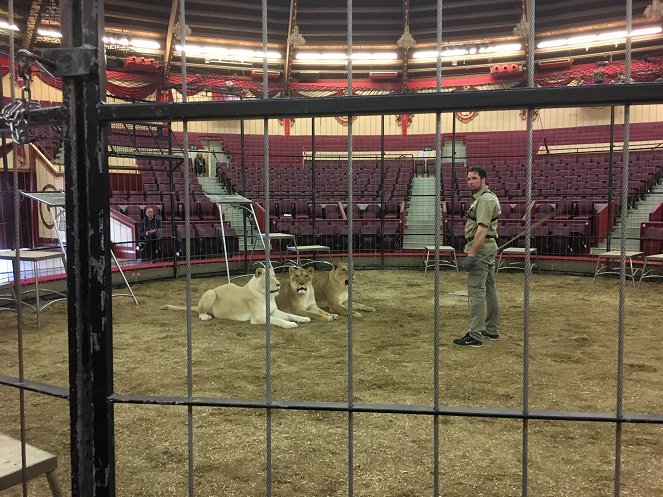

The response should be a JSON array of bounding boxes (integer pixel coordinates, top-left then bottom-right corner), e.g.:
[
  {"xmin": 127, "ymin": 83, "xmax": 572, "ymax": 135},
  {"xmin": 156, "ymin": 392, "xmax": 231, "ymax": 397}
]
[
  {"xmin": 21, "ymin": 191, "xmax": 138, "ymax": 304},
  {"xmin": 207, "ymin": 193, "xmax": 264, "ymax": 283}
]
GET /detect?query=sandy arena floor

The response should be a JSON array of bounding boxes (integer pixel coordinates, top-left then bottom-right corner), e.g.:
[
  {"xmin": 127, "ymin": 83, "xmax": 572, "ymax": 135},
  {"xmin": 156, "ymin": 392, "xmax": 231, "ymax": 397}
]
[{"xmin": 1, "ymin": 267, "xmax": 662, "ymax": 497}]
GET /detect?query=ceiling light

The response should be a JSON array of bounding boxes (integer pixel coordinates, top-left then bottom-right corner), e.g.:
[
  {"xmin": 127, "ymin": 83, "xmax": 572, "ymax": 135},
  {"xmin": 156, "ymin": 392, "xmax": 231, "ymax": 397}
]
[
  {"xmin": 484, "ymin": 43, "xmax": 522, "ymax": 53},
  {"xmin": 0, "ymin": 20, "xmax": 19, "ymax": 31},
  {"xmin": 352, "ymin": 52, "xmax": 398, "ymax": 61},
  {"xmin": 295, "ymin": 52, "xmax": 346, "ymax": 61},
  {"xmin": 37, "ymin": 28, "xmax": 62, "ymax": 38},
  {"xmin": 103, "ymin": 36, "xmax": 160, "ymax": 50},
  {"xmin": 130, "ymin": 38, "xmax": 160, "ymax": 50},
  {"xmin": 413, "ymin": 43, "xmax": 521, "ymax": 59},
  {"xmin": 538, "ymin": 25, "xmax": 662, "ymax": 49},
  {"xmin": 175, "ymin": 44, "xmax": 280, "ymax": 60}
]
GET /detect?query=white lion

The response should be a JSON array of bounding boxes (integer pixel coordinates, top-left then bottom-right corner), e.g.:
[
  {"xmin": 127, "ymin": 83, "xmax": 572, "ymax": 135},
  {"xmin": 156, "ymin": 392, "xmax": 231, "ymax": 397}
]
[{"xmin": 160, "ymin": 267, "xmax": 311, "ymax": 329}]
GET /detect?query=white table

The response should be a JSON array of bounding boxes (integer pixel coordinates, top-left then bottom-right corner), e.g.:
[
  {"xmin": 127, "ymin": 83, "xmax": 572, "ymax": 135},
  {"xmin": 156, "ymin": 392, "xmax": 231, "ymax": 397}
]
[
  {"xmin": 0, "ymin": 250, "xmax": 67, "ymax": 328},
  {"xmin": 286, "ymin": 244, "xmax": 331, "ymax": 267},
  {"xmin": 423, "ymin": 245, "xmax": 458, "ymax": 274},
  {"xmin": 638, "ymin": 253, "xmax": 663, "ymax": 286},
  {"xmin": 593, "ymin": 250, "xmax": 643, "ymax": 287},
  {"xmin": 497, "ymin": 247, "xmax": 538, "ymax": 273},
  {"xmin": 251, "ymin": 232, "xmax": 298, "ymax": 268},
  {"xmin": 0, "ymin": 433, "xmax": 62, "ymax": 496}
]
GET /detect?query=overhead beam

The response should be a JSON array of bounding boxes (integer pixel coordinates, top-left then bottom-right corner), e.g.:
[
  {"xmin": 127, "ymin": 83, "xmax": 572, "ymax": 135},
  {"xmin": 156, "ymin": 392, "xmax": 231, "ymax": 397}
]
[
  {"xmin": 23, "ymin": 0, "xmax": 47, "ymax": 50},
  {"xmin": 100, "ymin": 83, "xmax": 663, "ymax": 122},
  {"xmin": 163, "ymin": 0, "xmax": 180, "ymax": 79}
]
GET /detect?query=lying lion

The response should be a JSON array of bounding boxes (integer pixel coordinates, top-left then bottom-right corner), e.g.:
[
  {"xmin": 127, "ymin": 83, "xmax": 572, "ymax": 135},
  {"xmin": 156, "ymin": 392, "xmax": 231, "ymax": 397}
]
[
  {"xmin": 160, "ymin": 267, "xmax": 311, "ymax": 329},
  {"xmin": 276, "ymin": 266, "xmax": 338, "ymax": 322},
  {"xmin": 313, "ymin": 262, "xmax": 376, "ymax": 318}
]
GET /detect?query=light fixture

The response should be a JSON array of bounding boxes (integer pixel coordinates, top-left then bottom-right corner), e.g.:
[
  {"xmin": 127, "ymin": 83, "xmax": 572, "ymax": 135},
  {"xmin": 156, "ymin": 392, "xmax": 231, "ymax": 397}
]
[
  {"xmin": 538, "ymin": 26, "xmax": 662, "ymax": 49},
  {"xmin": 294, "ymin": 51, "xmax": 397, "ymax": 63},
  {"xmin": 352, "ymin": 52, "xmax": 398, "ymax": 61},
  {"xmin": 513, "ymin": 13, "xmax": 529, "ymax": 38},
  {"xmin": 288, "ymin": 25, "xmax": 306, "ymax": 47},
  {"xmin": 37, "ymin": 28, "xmax": 62, "ymax": 38},
  {"xmin": 103, "ymin": 36, "xmax": 160, "ymax": 50},
  {"xmin": 412, "ymin": 43, "xmax": 521, "ymax": 59},
  {"xmin": 0, "ymin": 20, "xmax": 19, "ymax": 31},
  {"xmin": 173, "ymin": 21, "xmax": 191, "ymax": 40},
  {"xmin": 295, "ymin": 51, "xmax": 346, "ymax": 61},
  {"xmin": 645, "ymin": 0, "xmax": 663, "ymax": 20},
  {"xmin": 175, "ymin": 44, "xmax": 281, "ymax": 60},
  {"xmin": 397, "ymin": 25, "xmax": 417, "ymax": 51}
]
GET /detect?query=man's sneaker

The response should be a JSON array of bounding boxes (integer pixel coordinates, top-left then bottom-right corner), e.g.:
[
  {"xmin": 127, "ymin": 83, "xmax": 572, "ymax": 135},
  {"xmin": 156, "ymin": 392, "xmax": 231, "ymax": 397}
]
[
  {"xmin": 482, "ymin": 332, "xmax": 499, "ymax": 341},
  {"xmin": 453, "ymin": 333, "xmax": 483, "ymax": 347}
]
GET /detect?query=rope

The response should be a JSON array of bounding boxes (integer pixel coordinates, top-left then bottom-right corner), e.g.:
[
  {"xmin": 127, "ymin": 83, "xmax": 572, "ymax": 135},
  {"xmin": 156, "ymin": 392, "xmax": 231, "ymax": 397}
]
[
  {"xmin": 433, "ymin": 4, "xmax": 443, "ymax": 496},
  {"xmin": 177, "ymin": 1, "xmax": 195, "ymax": 496},
  {"xmin": 614, "ymin": 5, "xmax": 631, "ymax": 496},
  {"xmin": 346, "ymin": 2, "xmax": 354, "ymax": 495},
  {"xmin": 522, "ymin": 2, "xmax": 535, "ymax": 496},
  {"xmin": 262, "ymin": 2, "xmax": 273, "ymax": 495},
  {"xmin": 7, "ymin": 2, "xmax": 28, "ymax": 496}
]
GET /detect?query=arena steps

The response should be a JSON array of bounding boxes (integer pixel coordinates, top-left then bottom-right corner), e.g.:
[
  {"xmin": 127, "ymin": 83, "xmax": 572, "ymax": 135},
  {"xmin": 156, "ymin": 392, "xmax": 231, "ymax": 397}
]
[
  {"xmin": 402, "ymin": 176, "xmax": 446, "ymax": 249},
  {"xmin": 593, "ymin": 180, "xmax": 663, "ymax": 253},
  {"xmin": 198, "ymin": 177, "xmax": 255, "ymax": 251}
]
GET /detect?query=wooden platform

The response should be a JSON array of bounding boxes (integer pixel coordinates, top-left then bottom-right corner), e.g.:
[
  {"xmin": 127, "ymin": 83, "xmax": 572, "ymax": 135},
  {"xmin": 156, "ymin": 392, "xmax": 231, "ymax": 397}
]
[{"xmin": 0, "ymin": 434, "xmax": 62, "ymax": 496}]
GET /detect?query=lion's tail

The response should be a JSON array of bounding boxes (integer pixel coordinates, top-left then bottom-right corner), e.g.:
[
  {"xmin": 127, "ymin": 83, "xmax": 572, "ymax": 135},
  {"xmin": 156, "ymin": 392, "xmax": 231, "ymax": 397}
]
[{"xmin": 159, "ymin": 304, "xmax": 199, "ymax": 312}]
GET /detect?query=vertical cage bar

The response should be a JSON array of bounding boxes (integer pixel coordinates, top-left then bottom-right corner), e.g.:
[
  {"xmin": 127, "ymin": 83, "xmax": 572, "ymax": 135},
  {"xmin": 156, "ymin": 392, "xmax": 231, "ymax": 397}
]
[
  {"xmin": 346, "ymin": 1, "xmax": 354, "ymax": 496},
  {"xmin": 262, "ymin": 2, "xmax": 273, "ymax": 496},
  {"xmin": 177, "ymin": 0, "xmax": 195, "ymax": 495},
  {"xmin": 433, "ymin": 1, "xmax": 443, "ymax": 495},
  {"xmin": 522, "ymin": 1, "xmax": 536, "ymax": 496},
  {"xmin": 614, "ymin": 2, "xmax": 632, "ymax": 495},
  {"xmin": 60, "ymin": 0, "xmax": 114, "ymax": 495}
]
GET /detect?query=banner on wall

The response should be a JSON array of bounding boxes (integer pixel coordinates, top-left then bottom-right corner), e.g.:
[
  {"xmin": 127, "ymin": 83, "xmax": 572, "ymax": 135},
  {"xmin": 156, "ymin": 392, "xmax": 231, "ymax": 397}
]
[{"xmin": 395, "ymin": 114, "xmax": 413, "ymax": 136}]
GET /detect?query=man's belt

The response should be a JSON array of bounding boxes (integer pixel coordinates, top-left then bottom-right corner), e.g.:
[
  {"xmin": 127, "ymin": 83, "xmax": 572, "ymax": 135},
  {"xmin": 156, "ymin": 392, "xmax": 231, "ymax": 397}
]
[{"xmin": 466, "ymin": 234, "xmax": 498, "ymax": 242}]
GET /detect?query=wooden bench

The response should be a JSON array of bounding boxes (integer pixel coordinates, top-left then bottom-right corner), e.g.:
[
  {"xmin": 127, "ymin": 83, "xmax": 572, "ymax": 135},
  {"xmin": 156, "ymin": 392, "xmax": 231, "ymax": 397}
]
[{"xmin": 0, "ymin": 433, "xmax": 62, "ymax": 496}]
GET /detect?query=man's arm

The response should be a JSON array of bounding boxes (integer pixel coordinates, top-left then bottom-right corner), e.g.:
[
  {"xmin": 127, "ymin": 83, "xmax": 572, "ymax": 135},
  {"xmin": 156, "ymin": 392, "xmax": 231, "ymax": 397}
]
[
  {"xmin": 464, "ymin": 223, "xmax": 488, "ymax": 271},
  {"xmin": 467, "ymin": 224, "xmax": 488, "ymax": 257}
]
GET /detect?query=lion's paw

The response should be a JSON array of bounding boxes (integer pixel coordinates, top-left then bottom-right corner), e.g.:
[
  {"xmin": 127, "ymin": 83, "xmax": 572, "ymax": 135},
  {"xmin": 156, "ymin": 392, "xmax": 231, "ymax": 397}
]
[
  {"xmin": 283, "ymin": 321, "xmax": 298, "ymax": 329},
  {"xmin": 199, "ymin": 313, "xmax": 213, "ymax": 321},
  {"xmin": 364, "ymin": 306, "xmax": 376, "ymax": 312},
  {"xmin": 352, "ymin": 311, "xmax": 363, "ymax": 318},
  {"xmin": 294, "ymin": 316, "xmax": 311, "ymax": 323},
  {"xmin": 327, "ymin": 313, "xmax": 339, "ymax": 321}
]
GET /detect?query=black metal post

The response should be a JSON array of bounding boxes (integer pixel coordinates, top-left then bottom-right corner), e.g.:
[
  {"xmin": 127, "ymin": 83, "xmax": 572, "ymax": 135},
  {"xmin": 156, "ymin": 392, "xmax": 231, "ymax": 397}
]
[
  {"xmin": 450, "ymin": 114, "xmax": 457, "ymax": 240},
  {"xmin": 607, "ymin": 106, "xmax": 615, "ymax": 252},
  {"xmin": 241, "ymin": 116, "xmax": 248, "ymax": 272},
  {"xmin": 0, "ymin": 77, "xmax": 14, "ymax": 250},
  {"xmin": 60, "ymin": 0, "xmax": 114, "ymax": 496},
  {"xmin": 166, "ymin": 122, "xmax": 178, "ymax": 276}
]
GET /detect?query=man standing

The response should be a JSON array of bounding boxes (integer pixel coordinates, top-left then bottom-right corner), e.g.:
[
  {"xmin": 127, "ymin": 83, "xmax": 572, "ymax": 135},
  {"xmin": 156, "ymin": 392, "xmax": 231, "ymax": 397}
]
[
  {"xmin": 453, "ymin": 166, "xmax": 501, "ymax": 348},
  {"xmin": 194, "ymin": 152, "xmax": 207, "ymax": 177},
  {"xmin": 138, "ymin": 207, "xmax": 162, "ymax": 260}
]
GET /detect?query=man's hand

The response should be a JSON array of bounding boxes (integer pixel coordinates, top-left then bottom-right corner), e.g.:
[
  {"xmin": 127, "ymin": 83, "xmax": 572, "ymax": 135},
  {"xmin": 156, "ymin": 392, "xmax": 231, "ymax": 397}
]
[{"xmin": 464, "ymin": 255, "xmax": 476, "ymax": 272}]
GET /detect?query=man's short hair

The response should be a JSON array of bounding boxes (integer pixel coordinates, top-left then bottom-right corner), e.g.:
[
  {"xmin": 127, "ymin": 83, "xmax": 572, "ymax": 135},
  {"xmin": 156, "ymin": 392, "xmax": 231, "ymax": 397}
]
[{"xmin": 467, "ymin": 166, "xmax": 487, "ymax": 180}]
